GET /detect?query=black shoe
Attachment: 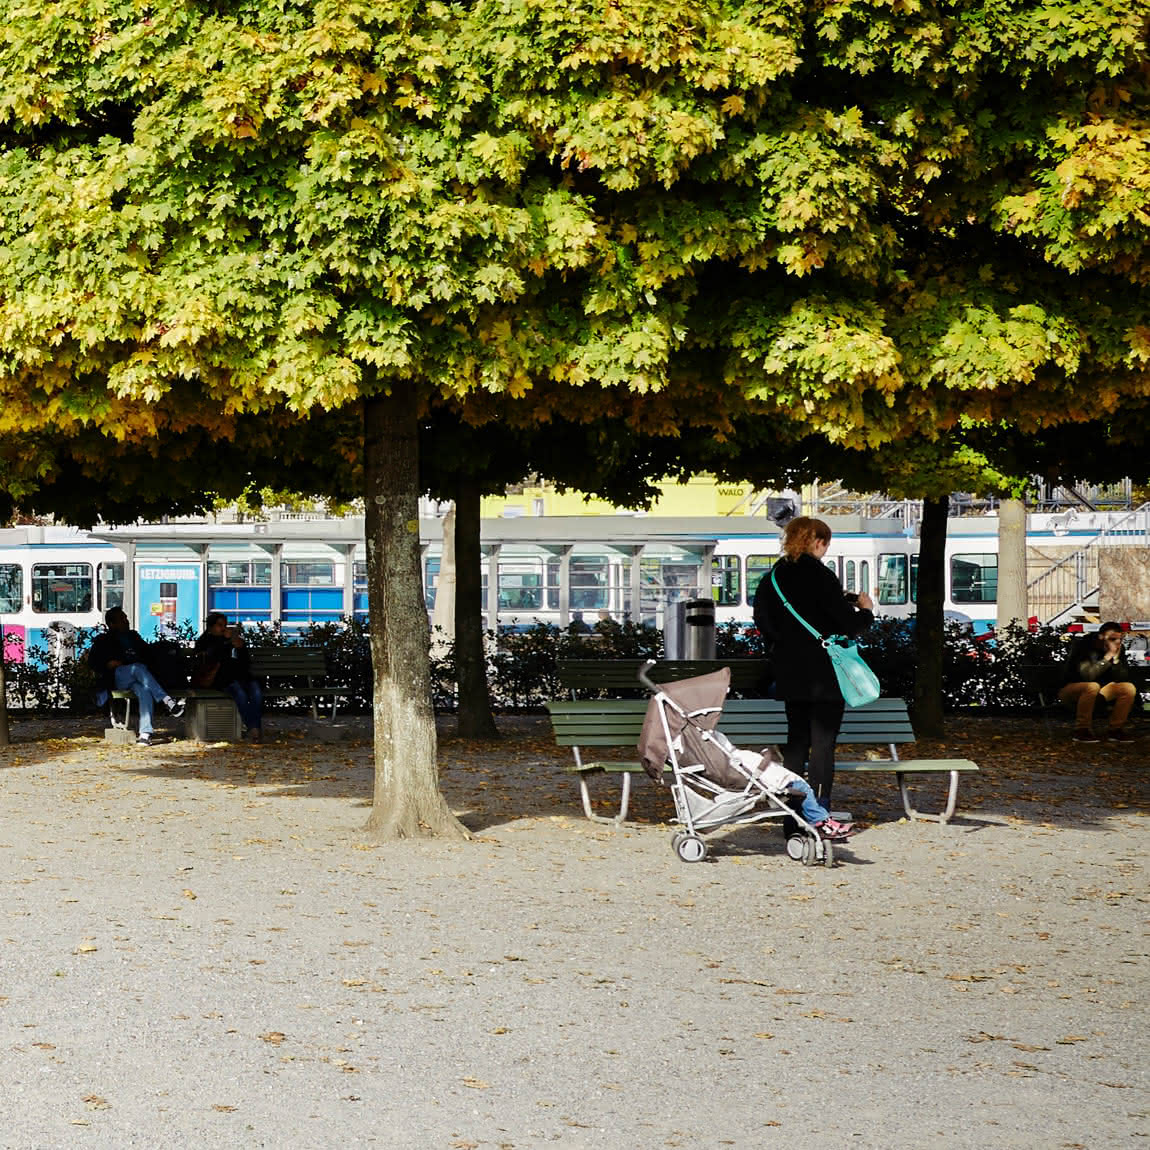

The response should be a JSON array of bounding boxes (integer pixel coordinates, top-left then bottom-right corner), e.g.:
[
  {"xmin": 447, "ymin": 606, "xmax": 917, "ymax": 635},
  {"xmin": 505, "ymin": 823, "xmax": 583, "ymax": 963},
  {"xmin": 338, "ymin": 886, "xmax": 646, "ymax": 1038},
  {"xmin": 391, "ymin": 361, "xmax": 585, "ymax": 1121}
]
[
  {"xmin": 1072, "ymin": 728, "xmax": 1099, "ymax": 743},
  {"xmin": 167, "ymin": 698, "xmax": 186, "ymax": 720},
  {"xmin": 136, "ymin": 733, "xmax": 153, "ymax": 746},
  {"xmin": 1107, "ymin": 729, "xmax": 1136, "ymax": 743}
]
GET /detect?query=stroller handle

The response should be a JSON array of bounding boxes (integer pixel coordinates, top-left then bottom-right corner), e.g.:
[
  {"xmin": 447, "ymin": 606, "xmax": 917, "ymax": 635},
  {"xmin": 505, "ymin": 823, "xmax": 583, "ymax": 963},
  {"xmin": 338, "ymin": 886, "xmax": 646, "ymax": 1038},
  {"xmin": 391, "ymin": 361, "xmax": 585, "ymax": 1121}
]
[{"xmin": 637, "ymin": 658, "xmax": 660, "ymax": 694}]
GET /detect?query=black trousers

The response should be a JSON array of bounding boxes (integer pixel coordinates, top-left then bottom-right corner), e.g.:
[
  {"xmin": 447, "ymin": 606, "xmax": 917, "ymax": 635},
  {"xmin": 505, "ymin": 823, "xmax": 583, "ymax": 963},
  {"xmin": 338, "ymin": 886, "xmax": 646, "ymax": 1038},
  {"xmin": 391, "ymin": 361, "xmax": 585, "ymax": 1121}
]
[{"xmin": 783, "ymin": 698, "xmax": 846, "ymax": 806}]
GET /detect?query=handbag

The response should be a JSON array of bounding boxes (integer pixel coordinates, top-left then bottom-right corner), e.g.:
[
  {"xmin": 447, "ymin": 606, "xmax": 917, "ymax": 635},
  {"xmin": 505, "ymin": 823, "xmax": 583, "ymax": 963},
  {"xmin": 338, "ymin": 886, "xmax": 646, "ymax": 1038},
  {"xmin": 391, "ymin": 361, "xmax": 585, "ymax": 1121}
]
[
  {"xmin": 770, "ymin": 568, "xmax": 880, "ymax": 708},
  {"xmin": 191, "ymin": 655, "xmax": 220, "ymax": 689}
]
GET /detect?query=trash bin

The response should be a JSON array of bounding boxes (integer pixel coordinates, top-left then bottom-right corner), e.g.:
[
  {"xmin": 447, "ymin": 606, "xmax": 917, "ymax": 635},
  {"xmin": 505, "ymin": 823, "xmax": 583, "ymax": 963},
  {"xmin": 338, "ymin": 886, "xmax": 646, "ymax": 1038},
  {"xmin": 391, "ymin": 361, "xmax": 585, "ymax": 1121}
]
[
  {"xmin": 682, "ymin": 597, "xmax": 716, "ymax": 660},
  {"xmin": 664, "ymin": 598, "xmax": 717, "ymax": 661}
]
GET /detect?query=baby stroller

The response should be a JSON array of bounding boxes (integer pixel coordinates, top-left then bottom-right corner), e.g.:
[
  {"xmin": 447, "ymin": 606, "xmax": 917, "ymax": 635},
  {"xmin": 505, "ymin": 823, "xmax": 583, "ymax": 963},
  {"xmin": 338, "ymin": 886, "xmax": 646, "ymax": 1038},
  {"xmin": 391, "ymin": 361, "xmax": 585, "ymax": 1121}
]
[{"xmin": 637, "ymin": 661, "xmax": 835, "ymax": 867}]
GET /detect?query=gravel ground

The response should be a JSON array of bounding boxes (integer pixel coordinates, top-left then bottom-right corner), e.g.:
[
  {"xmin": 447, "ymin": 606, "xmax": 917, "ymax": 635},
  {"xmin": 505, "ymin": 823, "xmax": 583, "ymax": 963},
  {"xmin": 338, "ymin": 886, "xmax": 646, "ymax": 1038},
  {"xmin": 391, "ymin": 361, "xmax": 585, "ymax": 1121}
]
[{"xmin": 0, "ymin": 713, "xmax": 1146, "ymax": 1149}]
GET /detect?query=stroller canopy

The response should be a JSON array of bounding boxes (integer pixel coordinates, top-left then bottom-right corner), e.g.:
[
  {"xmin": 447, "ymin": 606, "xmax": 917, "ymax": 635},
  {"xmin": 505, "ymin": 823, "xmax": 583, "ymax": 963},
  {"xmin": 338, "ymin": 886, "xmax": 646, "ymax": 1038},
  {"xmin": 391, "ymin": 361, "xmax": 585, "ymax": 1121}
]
[{"xmin": 638, "ymin": 667, "xmax": 732, "ymax": 782}]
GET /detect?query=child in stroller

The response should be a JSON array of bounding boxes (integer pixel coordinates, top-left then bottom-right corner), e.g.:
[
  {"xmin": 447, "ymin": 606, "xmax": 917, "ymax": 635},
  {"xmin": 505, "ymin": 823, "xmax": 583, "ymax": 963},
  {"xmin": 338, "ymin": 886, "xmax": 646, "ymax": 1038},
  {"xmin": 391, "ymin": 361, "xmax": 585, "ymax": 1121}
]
[{"xmin": 637, "ymin": 661, "xmax": 853, "ymax": 865}]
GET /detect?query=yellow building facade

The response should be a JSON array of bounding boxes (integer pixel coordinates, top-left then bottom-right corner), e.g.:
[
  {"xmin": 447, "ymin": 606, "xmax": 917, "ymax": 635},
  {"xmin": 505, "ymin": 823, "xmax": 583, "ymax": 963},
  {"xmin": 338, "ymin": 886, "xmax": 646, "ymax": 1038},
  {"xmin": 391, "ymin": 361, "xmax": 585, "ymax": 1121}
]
[{"xmin": 480, "ymin": 477, "xmax": 768, "ymax": 519}]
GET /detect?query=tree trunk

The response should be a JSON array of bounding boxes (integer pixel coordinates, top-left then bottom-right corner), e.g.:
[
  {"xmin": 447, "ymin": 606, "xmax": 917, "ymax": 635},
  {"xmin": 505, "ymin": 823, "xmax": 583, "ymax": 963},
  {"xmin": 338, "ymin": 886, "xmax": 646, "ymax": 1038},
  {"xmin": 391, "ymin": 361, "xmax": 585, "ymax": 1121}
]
[
  {"xmin": 362, "ymin": 388, "xmax": 469, "ymax": 840},
  {"xmin": 454, "ymin": 476, "xmax": 499, "ymax": 739},
  {"xmin": 996, "ymin": 497, "xmax": 1028, "ymax": 634},
  {"xmin": 912, "ymin": 495, "xmax": 948, "ymax": 738}
]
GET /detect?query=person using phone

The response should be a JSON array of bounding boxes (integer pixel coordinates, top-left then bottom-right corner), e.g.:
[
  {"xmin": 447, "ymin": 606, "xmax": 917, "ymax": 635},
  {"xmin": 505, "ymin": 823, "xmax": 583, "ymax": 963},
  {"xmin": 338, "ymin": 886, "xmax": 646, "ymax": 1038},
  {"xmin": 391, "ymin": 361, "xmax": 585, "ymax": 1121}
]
[
  {"xmin": 195, "ymin": 613, "xmax": 264, "ymax": 742},
  {"xmin": 1058, "ymin": 622, "xmax": 1138, "ymax": 743}
]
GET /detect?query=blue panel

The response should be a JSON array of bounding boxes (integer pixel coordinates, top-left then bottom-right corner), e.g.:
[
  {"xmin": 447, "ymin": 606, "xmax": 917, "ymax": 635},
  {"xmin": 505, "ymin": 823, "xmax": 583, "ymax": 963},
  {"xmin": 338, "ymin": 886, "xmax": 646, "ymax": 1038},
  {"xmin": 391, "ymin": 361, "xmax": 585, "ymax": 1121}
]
[
  {"xmin": 137, "ymin": 563, "xmax": 201, "ymax": 641},
  {"xmin": 235, "ymin": 588, "xmax": 272, "ymax": 609}
]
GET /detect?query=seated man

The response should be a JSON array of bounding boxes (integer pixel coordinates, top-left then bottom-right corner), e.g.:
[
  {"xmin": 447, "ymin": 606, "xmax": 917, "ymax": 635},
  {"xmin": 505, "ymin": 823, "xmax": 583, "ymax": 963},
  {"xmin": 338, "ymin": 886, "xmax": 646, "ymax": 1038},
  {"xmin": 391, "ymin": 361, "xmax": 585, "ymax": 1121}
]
[
  {"xmin": 1058, "ymin": 622, "xmax": 1138, "ymax": 744},
  {"xmin": 194, "ymin": 613, "xmax": 263, "ymax": 742},
  {"xmin": 86, "ymin": 608, "xmax": 185, "ymax": 745}
]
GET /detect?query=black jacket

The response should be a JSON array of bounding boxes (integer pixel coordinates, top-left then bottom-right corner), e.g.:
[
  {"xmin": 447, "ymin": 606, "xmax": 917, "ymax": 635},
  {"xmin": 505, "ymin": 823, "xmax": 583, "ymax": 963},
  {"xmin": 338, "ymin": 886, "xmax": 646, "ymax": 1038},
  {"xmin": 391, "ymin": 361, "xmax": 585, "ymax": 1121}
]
[
  {"xmin": 194, "ymin": 632, "xmax": 255, "ymax": 688},
  {"xmin": 86, "ymin": 628, "xmax": 151, "ymax": 692},
  {"xmin": 1062, "ymin": 633, "xmax": 1132, "ymax": 687},
  {"xmin": 753, "ymin": 553, "xmax": 875, "ymax": 701}
]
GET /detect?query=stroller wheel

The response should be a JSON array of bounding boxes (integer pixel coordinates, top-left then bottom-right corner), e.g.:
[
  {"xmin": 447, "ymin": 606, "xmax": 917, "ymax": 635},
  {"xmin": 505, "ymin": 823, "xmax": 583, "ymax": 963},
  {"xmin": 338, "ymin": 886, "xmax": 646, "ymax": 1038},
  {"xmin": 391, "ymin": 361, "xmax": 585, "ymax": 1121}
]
[
  {"xmin": 800, "ymin": 836, "xmax": 817, "ymax": 866},
  {"xmin": 785, "ymin": 835, "xmax": 806, "ymax": 862},
  {"xmin": 675, "ymin": 834, "xmax": 708, "ymax": 863},
  {"xmin": 671, "ymin": 832, "xmax": 685, "ymax": 853},
  {"xmin": 822, "ymin": 838, "xmax": 835, "ymax": 868}
]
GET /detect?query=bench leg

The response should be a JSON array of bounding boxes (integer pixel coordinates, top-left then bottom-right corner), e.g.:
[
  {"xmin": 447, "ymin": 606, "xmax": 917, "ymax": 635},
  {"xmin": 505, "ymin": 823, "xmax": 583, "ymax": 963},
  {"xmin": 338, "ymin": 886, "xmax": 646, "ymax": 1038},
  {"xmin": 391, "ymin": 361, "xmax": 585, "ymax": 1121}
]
[
  {"xmin": 576, "ymin": 771, "xmax": 631, "ymax": 828},
  {"xmin": 110, "ymin": 696, "xmax": 133, "ymax": 731},
  {"xmin": 896, "ymin": 770, "xmax": 961, "ymax": 825}
]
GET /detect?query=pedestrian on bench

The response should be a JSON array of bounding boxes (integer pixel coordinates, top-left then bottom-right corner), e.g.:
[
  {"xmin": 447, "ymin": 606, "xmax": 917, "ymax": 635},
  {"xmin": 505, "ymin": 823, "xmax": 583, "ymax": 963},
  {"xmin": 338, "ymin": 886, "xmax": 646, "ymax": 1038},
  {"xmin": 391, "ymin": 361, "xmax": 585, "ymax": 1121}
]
[
  {"xmin": 1059, "ymin": 622, "xmax": 1138, "ymax": 743},
  {"xmin": 86, "ymin": 608, "xmax": 185, "ymax": 745}
]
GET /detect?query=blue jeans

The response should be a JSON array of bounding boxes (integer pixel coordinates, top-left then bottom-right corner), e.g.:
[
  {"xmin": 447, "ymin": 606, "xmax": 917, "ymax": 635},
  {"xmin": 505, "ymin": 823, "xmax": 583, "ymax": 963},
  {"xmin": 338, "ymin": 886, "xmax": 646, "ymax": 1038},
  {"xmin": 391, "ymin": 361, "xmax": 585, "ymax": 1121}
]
[
  {"xmin": 226, "ymin": 679, "xmax": 263, "ymax": 733},
  {"xmin": 790, "ymin": 776, "xmax": 829, "ymax": 826},
  {"xmin": 113, "ymin": 663, "xmax": 169, "ymax": 736}
]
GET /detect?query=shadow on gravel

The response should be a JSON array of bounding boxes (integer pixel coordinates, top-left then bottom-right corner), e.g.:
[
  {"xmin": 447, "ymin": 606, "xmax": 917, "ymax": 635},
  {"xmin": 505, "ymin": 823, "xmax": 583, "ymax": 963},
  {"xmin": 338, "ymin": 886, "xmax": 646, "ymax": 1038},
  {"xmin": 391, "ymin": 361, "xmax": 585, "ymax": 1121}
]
[{"xmin": 3, "ymin": 714, "xmax": 1144, "ymax": 837}]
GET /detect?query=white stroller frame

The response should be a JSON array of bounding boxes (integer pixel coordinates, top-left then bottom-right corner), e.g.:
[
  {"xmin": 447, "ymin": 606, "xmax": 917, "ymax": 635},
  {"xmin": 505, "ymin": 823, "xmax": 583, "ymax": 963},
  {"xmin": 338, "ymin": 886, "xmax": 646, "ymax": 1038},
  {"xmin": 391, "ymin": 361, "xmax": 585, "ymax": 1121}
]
[{"xmin": 637, "ymin": 661, "xmax": 834, "ymax": 867}]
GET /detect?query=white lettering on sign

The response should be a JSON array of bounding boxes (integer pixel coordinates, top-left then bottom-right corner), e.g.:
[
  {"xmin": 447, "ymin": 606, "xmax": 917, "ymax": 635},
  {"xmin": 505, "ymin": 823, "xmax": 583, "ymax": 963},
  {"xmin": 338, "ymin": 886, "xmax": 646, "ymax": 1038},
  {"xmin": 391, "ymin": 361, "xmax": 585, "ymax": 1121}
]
[{"xmin": 139, "ymin": 567, "xmax": 198, "ymax": 581}]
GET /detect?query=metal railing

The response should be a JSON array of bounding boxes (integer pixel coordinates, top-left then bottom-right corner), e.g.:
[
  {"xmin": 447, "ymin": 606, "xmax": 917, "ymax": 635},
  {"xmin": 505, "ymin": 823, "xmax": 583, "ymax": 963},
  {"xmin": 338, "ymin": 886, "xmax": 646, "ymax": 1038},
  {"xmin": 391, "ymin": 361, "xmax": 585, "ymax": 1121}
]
[{"xmin": 1028, "ymin": 503, "xmax": 1150, "ymax": 624}]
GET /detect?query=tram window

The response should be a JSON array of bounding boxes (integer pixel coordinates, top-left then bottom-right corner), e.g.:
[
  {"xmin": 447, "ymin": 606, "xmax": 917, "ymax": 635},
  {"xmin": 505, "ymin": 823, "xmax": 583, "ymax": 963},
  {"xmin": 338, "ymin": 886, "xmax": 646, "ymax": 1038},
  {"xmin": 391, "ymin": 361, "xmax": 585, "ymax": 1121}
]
[
  {"xmin": 282, "ymin": 561, "xmax": 335, "ymax": 585},
  {"xmin": 546, "ymin": 561, "xmax": 560, "ymax": 610},
  {"xmin": 910, "ymin": 556, "xmax": 918, "ymax": 603},
  {"xmin": 423, "ymin": 557, "xmax": 439, "ymax": 610},
  {"xmin": 876, "ymin": 554, "xmax": 908, "ymax": 605},
  {"xmin": 860, "ymin": 560, "xmax": 870, "ymax": 594},
  {"xmin": 354, "ymin": 561, "xmax": 368, "ymax": 589},
  {"xmin": 845, "ymin": 560, "xmax": 856, "ymax": 593},
  {"xmin": 711, "ymin": 556, "xmax": 741, "ymax": 606},
  {"xmin": 570, "ymin": 558, "xmax": 609, "ymax": 610},
  {"xmin": 498, "ymin": 562, "xmax": 543, "ymax": 611},
  {"xmin": 745, "ymin": 555, "xmax": 778, "ymax": 602},
  {"xmin": 950, "ymin": 553, "xmax": 997, "ymax": 603},
  {"xmin": 32, "ymin": 563, "xmax": 93, "ymax": 613},
  {"xmin": 98, "ymin": 562, "xmax": 124, "ymax": 612},
  {"xmin": 210, "ymin": 560, "xmax": 273, "ymax": 586},
  {"xmin": 0, "ymin": 564, "xmax": 22, "ymax": 614}
]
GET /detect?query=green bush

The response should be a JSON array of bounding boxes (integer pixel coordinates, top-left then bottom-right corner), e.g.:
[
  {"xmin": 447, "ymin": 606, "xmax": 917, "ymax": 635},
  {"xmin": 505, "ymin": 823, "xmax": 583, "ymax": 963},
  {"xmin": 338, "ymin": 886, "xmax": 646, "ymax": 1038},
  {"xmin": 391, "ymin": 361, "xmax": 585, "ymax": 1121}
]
[{"xmin": 1, "ymin": 614, "xmax": 1090, "ymax": 717}]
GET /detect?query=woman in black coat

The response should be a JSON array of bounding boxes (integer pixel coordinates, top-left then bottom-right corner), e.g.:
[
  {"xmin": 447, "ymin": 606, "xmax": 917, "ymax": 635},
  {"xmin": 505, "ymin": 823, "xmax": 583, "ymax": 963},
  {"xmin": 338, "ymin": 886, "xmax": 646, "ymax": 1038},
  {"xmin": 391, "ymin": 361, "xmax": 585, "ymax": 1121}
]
[{"xmin": 753, "ymin": 517, "xmax": 874, "ymax": 806}]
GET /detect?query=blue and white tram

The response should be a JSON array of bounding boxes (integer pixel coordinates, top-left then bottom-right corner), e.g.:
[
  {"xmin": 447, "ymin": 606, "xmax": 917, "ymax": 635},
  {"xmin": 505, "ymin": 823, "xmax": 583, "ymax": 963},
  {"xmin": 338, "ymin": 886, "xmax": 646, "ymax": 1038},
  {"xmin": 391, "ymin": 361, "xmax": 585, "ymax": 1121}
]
[
  {"xmin": 1, "ymin": 507, "xmax": 1143, "ymax": 658},
  {"xmin": 0, "ymin": 526, "xmax": 125, "ymax": 662}
]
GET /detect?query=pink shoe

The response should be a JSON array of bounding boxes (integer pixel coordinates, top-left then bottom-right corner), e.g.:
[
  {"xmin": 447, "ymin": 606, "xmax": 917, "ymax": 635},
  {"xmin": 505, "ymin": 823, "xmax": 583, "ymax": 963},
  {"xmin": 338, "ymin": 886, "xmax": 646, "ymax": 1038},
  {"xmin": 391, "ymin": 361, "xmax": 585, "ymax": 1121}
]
[{"xmin": 816, "ymin": 817, "xmax": 854, "ymax": 840}]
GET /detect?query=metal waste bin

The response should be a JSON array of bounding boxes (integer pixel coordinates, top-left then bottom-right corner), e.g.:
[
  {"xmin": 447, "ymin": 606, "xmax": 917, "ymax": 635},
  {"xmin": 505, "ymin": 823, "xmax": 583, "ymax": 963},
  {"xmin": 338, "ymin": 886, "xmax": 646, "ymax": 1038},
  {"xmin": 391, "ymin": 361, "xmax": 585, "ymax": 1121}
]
[{"xmin": 665, "ymin": 597, "xmax": 716, "ymax": 660}]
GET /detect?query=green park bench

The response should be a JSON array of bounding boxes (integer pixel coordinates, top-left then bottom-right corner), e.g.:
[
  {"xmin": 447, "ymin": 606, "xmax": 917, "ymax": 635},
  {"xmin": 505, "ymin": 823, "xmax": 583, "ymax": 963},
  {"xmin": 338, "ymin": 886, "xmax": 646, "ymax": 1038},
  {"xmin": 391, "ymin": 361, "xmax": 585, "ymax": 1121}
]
[
  {"xmin": 110, "ymin": 645, "xmax": 340, "ymax": 741},
  {"xmin": 544, "ymin": 694, "xmax": 978, "ymax": 828}
]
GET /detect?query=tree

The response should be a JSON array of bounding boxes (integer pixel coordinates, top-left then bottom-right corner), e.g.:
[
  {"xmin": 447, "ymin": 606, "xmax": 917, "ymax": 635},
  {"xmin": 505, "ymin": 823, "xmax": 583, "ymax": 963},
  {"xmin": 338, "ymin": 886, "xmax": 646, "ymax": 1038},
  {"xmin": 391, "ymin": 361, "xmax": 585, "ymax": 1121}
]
[{"xmin": 2, "ymin": 0, "xmax": 1148, "ymax": 833}]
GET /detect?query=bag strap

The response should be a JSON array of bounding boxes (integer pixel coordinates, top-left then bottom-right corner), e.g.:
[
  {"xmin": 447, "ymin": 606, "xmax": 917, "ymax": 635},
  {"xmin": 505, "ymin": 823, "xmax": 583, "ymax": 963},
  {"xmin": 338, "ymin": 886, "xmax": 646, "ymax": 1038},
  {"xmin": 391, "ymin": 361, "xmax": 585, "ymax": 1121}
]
[{"xmin": 770, "ymin": 566, "xmax": 840, "ymax": 648}]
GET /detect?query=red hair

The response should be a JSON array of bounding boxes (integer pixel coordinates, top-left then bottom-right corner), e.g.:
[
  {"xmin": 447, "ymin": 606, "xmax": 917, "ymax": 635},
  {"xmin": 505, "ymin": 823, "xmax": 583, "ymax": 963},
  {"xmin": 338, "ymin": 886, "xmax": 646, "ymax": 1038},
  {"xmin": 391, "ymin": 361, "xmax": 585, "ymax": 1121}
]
[{"xmin": 781, "ymin": 516, "xmax": 832, "ymax": 561}]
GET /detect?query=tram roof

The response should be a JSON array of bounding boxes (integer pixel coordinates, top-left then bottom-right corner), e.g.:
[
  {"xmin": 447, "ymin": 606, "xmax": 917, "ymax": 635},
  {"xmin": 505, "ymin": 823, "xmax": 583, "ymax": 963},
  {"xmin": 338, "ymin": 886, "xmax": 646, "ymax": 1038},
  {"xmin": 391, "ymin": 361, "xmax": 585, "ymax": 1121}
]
[{"xmin": 84, "ymin": 513, "xmax": 902, "ymax": 552}]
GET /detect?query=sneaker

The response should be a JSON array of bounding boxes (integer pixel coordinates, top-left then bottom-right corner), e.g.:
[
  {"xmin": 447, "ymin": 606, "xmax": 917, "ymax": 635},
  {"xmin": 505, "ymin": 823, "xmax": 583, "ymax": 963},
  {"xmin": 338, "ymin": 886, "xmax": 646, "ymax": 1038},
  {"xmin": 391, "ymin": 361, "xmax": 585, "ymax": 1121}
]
[
  {"xmin": 1072, "ymin": 728, "xmax": 1100, "ymax": 743},
  {"xmin": 166, "ymin": 697, "xmax": 186, "ymax": 720},
  {"xmin": 136, "ymin": 733, "xmax": 153, "ymax": 746},
  {"xmin": 1106, "ymin": 729, "xmax": 1136, "ymax": 743},
  {"xmin": 816, "ymin": 817, "xmax": 854, "ymax": 840}
]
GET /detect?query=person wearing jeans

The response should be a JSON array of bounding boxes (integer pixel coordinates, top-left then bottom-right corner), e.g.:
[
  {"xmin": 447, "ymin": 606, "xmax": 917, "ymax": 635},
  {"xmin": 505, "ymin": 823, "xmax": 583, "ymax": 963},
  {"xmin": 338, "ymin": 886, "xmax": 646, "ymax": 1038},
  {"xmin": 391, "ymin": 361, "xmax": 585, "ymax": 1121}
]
[
  {"xmin": 195, "ymin": 613, "xmax": 264, "ymax": 742},
  {"xmin": 113, "ymin": 661, "xmax": 180, "ymax": 742},
  {"xmin": 86, "ymin": 608, "xmax": 185, "ymax": 745}
]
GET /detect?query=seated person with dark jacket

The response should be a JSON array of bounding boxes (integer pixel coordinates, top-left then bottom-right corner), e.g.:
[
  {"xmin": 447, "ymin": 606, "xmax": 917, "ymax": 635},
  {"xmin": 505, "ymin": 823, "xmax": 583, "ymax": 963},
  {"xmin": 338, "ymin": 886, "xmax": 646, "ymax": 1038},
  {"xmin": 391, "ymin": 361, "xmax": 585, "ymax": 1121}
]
[
  {"xmin": 194, "ymin": 613, "xmax": 263, "ymax": 742},
  {"xmin": 1058, "ymin": 622, "xmax": 1138, "ymax": 744},
  {"xmin": 86, "ymin": 608, "xmax": 185, "ymax": 745}
]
